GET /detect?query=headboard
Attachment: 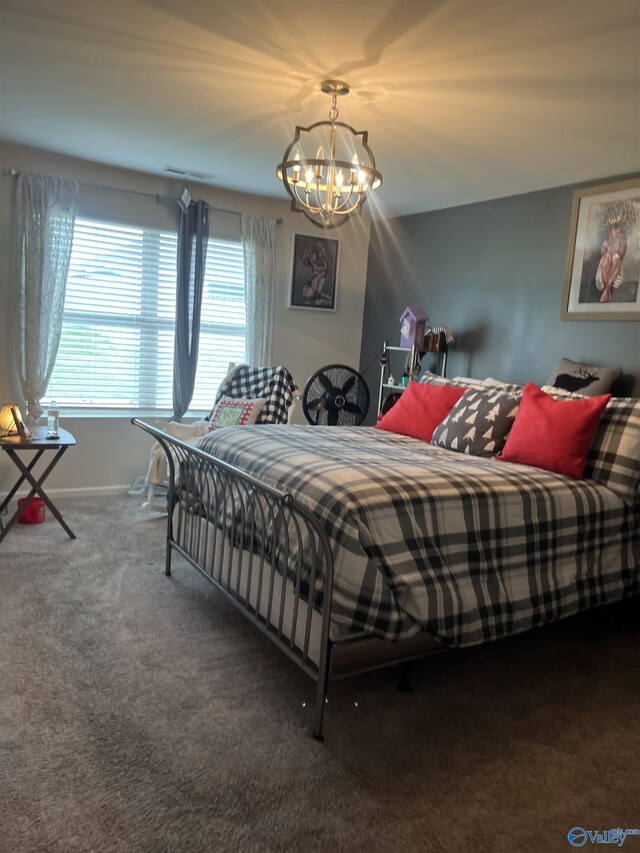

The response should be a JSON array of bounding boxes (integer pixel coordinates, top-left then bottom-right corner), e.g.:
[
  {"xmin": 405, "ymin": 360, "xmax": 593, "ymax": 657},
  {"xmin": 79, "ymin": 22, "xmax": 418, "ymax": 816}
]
[{"xmin": 612, "ymin": 373, "xmax": 640, "ymax": 398}]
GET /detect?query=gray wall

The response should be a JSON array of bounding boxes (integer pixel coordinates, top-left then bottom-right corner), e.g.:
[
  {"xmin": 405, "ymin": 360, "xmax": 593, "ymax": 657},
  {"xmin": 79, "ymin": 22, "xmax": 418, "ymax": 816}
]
[{"xmin": 360, "ymin": 175, "xmax": 640, "ymax": 420}]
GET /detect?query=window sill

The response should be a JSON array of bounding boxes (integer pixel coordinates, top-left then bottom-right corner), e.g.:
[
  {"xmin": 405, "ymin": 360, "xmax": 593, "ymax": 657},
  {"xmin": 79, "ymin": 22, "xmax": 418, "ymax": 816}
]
[{"xmin": 54, "ymin": 409, "xmax": 210, "ymax": 421}]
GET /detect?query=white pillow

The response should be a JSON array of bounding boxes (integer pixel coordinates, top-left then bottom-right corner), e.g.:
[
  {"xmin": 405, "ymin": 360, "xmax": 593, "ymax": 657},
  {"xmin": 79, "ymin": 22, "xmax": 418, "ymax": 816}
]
[
  {"xmin": 421, "ymin": 372, "xmax": 522, "ymax": 394},
  {"xmin": 540, "ymin": 385, "xmax": 586, "ymax": 399},
  {"xmin": 207, "ymin": 396, "xmax": 266, "ymax": 430}
]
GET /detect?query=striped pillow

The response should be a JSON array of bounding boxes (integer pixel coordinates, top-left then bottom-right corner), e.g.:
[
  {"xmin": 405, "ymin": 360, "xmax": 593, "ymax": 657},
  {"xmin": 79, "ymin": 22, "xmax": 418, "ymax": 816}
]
[
  {"xmin": 583, "ymin": 398, "xmax": 640, "ymax": 504},
  {"xmin": 419, "ymin": 371, "xmax": 523, "ymax": 394}
]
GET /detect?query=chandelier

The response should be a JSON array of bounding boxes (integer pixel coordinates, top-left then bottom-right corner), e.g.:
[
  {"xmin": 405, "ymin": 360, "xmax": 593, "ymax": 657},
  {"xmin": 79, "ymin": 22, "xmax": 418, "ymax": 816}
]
[{"xmin": 276, "ymin": 80, "xmax": 382, "ymax": 229}]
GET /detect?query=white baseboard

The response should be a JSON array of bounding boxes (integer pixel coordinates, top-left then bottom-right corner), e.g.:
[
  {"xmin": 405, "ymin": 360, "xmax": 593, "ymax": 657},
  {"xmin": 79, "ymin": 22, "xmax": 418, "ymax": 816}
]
[{"xmin": 15, "ymin": 485, "xmax": 131, "ymax": 499}]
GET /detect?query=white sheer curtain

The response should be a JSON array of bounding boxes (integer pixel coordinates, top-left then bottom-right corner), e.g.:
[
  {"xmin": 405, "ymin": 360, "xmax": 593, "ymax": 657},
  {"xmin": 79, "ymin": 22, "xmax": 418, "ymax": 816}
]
[
  {"xmin": 241, "ymin": 214, "xmax": 276, "ymax": 366},
  {"xmin": 15, "ymin": 172, "xmax": 78, "ymax": 423}
]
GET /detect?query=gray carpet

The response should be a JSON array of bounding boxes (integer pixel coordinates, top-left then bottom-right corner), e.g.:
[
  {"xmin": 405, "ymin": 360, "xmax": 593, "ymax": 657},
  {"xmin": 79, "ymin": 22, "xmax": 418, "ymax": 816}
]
[{"xmin": 1, "ymin": 496, "xmax": 638, "ymax": 853}]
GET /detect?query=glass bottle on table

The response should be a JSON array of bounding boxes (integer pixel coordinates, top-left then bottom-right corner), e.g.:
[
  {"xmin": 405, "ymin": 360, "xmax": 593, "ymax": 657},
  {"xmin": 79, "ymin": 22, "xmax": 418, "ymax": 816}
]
[{"xmin": 47, "ymin": 400, "xmax": 60, "ymax": 439}]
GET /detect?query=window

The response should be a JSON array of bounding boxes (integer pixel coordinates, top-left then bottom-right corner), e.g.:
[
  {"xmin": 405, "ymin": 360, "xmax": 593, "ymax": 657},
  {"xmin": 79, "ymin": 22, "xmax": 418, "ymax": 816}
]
[{"xmin": 47, "ymin": 218, "xmax": 246, "ymax": 414}]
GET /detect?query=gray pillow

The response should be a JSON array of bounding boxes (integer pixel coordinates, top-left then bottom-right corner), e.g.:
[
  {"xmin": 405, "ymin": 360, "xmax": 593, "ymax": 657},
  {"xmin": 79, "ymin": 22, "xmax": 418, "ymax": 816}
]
[
  {"xmin": 546, "ymin": 358, "xmax": 622, "ymax": 397},
  {"xmin": 431, "ymin": 387, "xmax": 521, "ymax": 457}
]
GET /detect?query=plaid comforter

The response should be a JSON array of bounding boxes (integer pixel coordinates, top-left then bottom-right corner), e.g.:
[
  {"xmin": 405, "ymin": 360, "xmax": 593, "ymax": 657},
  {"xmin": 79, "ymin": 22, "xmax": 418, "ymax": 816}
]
[{"xmin": 196, "ymin": 426, "xmax": 639, "ymax": 646}]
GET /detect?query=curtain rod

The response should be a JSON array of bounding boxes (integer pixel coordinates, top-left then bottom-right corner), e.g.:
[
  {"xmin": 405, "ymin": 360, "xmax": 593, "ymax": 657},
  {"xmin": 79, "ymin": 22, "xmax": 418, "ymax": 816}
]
[{"xmin": 5, "ymin": 168, "xmax": 283, "ymax": 224}]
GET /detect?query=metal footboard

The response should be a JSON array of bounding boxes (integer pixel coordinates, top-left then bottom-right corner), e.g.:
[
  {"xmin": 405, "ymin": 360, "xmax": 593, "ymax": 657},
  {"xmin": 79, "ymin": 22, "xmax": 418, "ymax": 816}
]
[{"xmin": 132, "ymin": 419, "xmax": 335, "ymax": 739}]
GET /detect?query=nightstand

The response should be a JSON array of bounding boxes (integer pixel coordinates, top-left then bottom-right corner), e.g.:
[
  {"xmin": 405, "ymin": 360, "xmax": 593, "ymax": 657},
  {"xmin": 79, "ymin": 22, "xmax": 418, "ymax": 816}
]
[{"xmin": 0, "ymin": 426, "xmax": 76, "ymax": 543}]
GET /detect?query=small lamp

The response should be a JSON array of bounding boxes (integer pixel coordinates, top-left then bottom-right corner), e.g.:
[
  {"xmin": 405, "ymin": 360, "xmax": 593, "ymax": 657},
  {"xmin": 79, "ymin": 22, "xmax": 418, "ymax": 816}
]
[{"xmin": 0, "ymin": 403, "xmax": 31, "ymax": 440}]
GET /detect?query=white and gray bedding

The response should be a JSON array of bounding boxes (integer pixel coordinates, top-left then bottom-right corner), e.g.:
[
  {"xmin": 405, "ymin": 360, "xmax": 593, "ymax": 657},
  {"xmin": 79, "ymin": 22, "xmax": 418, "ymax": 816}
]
[{"xmin": 195, "ymin": 425, "xmax": 638, "ymax": 648}]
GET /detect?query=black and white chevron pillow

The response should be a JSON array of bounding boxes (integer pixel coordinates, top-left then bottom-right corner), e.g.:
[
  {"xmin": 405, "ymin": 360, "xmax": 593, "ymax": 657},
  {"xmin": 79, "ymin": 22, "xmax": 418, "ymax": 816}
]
[{"xmin": 431, "ymin": 387, "xmax": 522, "ymax": 457}]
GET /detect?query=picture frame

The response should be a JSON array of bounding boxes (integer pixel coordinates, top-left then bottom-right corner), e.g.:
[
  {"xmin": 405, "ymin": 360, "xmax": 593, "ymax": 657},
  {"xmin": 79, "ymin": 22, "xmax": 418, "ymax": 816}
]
[
  {"xmin": 11, "ymin": 405, "xmax": 33, "ymax": 442},
  {"xmin": 288, "ymin": 233, "xmax": 339, "ymax": 311},
  {"xmin": 561, "ymin": 177, "xmax": 640, "ymax": 321}
]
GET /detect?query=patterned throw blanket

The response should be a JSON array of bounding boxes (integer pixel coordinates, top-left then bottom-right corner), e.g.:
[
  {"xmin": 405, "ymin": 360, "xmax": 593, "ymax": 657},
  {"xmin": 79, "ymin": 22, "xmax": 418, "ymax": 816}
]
[{"xmin": 196, "ymin": 426, "xmax": 638, "ymax": 647}]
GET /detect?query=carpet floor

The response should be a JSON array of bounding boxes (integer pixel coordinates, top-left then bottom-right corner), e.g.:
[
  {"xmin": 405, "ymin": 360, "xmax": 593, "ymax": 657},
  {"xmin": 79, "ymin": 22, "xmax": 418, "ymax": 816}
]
[{"xmin": 0, "ymin": 496, "xmax": 638, "ymax": 853}]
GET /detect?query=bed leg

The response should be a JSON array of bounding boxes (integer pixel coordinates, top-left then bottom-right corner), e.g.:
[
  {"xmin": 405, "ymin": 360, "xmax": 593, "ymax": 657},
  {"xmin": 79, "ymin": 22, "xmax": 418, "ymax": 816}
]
[
  {"xmin": 312, "ymin": 684, "xmax": 326, "ymax": 742},
  {"xmin": 164, "ymin": 491, "xmax": 173, "ymax": 576},
  {"xmin": 397, "ymin": 662, "xmax": 413, "ymax": 693},
  {"xmin": 312, "ymin": 642, "xmax": 332, "ymax": 742},
  {"xmin": 164, "ymin": 522, "xmax": 172, "ymax": 577}
]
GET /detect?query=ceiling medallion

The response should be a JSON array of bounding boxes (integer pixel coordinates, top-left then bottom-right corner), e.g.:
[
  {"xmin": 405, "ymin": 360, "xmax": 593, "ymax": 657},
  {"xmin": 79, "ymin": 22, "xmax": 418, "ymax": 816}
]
[{"xmin": 276, "ymin": 79, "xmax": 382, "ymax": 229}]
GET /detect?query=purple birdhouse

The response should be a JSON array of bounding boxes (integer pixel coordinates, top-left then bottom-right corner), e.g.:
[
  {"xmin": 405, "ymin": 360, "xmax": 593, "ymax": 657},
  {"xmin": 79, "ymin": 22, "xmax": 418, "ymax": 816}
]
[{"xmin": 399, "ymin": 306, "xmax": 428, "ymax": 349}]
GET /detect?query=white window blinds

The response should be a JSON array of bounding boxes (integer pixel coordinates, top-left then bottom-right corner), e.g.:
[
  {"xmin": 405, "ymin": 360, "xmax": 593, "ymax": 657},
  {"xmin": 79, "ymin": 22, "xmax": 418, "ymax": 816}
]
[{"xmin": 47, "ymin": 218, "xmax": 246, "ymax": 414}]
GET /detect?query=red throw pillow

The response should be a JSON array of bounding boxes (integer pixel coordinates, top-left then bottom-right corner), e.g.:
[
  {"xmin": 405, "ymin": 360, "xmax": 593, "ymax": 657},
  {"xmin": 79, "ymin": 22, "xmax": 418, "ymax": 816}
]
[
  {"xmin": 376, "ymin": 380, "xmax": 466, "ymax": 442},
  {"xmin": 498, "ymin": 382, "xmax": 611, "ymax": 479}
]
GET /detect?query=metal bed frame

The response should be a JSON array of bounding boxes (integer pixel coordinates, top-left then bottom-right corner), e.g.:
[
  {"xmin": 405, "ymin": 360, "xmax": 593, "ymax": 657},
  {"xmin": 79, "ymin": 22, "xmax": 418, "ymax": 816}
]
[{"xmin": 133, "ymin": 419, "xmax": 441, "ymax": 739}]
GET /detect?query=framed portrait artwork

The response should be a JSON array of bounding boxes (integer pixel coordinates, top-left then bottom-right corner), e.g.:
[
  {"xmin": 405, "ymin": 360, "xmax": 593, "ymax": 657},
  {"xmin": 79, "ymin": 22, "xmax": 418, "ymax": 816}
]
[
  {"xmin": 288, "ymin": 233, "xmax": 339, "ymax": 311},
  {"xmin": 561, "ymin": 178, "xmax": 640, "ymax": 320}
]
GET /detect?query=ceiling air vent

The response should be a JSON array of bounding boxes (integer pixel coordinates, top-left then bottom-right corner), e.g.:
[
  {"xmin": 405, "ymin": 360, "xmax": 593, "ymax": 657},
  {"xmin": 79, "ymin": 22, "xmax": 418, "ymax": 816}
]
[{"xmin": 164, "ymin": 166, "xmax": 216, "ymax": 182}]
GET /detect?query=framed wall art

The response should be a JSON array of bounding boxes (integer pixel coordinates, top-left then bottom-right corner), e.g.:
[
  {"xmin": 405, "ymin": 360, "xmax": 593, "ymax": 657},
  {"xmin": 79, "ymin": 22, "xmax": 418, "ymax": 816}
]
[
  {"xmin": 561, "ymin": 178, "xmax": 640, "ymax": 320},
  {"xmin": 288, "ymin": 233, "xmax": 339, "ymax": 311}
]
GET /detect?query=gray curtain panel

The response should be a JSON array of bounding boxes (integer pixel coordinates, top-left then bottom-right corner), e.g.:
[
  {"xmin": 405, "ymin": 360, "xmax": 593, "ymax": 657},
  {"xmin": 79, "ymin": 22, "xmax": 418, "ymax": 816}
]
[
  {"xmin": 172, "ymin": 200, "xmax": 209, "ymax": 420},
  {"xmin": 242, "ymin": 214, "xmax": 276, "ymax": 366},
  {"xmin": 14, "ymin": 172, "xmax": 79, "ymax": 424}
]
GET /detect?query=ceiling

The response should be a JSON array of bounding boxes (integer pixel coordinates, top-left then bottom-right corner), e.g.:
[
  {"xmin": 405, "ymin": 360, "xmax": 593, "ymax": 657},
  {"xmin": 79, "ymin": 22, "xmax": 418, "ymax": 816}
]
[{"xmin": 1, "ymin": 0, "xmax": 639, "ymax": 218}]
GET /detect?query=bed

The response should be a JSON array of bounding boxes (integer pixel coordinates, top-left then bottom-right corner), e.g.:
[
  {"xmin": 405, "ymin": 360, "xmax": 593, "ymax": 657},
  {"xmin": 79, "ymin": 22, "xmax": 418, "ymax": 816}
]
[{"xmin": 133, "ymin": 397, "xmax": 639, "ymax": 739}]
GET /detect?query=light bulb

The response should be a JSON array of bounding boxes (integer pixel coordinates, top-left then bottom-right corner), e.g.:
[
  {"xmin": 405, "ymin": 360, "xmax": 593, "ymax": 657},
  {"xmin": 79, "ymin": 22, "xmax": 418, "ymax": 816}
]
[
  {"xmin": 350, "ymin": 154, "xmax": 359, "ymax": 184},
  {"xmin": 336, "ymin": 170, "xmax": 344, "ymax": 187}
]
